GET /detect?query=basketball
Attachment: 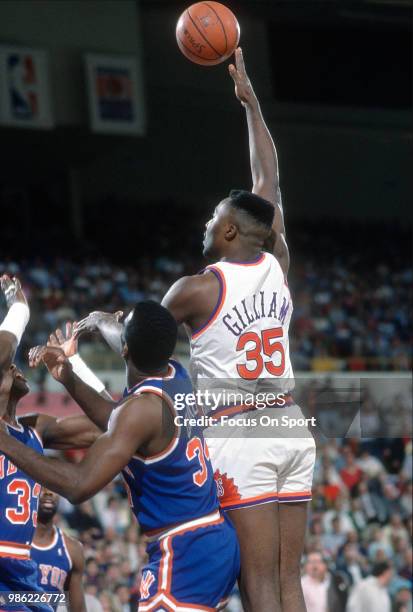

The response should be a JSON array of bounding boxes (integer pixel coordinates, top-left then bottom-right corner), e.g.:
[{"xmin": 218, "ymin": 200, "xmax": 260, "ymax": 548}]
[{"xmin": 176, "ymin": 2, "xmax": 240, "ymax": 66}]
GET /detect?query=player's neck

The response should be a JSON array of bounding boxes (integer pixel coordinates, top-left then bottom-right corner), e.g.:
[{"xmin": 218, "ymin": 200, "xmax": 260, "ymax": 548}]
[
  {"xmin": 1, "ymin": 398, "xmax": 18, "ymax": 426},
  {"xmin": 127, "ymin": 363, "xmax": 170, "ymax": 388},
  {"xmin": 220, "ymin": 245, "xmax": 262, "ymax": 263},
  {"xmin": 33, "ymin": 521, "xmax": 55, "ymax": 544}
]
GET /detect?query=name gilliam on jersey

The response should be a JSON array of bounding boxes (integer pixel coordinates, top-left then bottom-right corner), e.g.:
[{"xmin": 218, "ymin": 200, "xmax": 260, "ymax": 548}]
[{"xmin": 222, "ymin": 290, "xmax": 291, "ymax": 337}]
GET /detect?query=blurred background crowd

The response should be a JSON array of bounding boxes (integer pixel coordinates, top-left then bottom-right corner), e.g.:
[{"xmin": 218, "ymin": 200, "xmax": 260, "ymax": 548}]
[{"xmin": 1, "ymin": 218, "xmax": 411, "ymax": 374}]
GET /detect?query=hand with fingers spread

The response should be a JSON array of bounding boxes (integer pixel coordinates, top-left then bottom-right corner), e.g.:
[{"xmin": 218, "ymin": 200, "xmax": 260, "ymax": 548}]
[
  {"xmin": 0, "ymin": 275, "xmax": 28, "ymax": 309},
  {"xmin": 75, "ymin": 311, "xmax": 123, "ymax": 337},
  {"xmin": 228, "ymin": 47, "xmax": 257, "ymax": 108},
  {"xmin": 48, "ymin": 322, "xmax": 79, "ymax": 358},
  {"xmin": 31, "ymin": 345, "xmax": 73, "ymax": 384}
]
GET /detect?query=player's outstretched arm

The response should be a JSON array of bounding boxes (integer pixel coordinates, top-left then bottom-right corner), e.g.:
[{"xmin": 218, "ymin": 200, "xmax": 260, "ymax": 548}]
[
  {"xmin": 0, "ymin": 394, "xmax": 159, "ymax": 503},
  {"xmin": 63, "ymin": 535, "xmax": 87, "ymax": 612},
  {"xmin": 75, "ymin": 310, "xmax": 124, "ymax": 355},
  {"xmin": 29, "ymin": 345, "xmax": 115, "ymax": 431},
  {"xmin": 229, "ymin": 48, "xmax": 290, "ymax": 275},
  {"xmin": 20, "ymin": 412, "xmax": 102, "ymax": 450},
  {"xmin": 0, "ymin": 276, "xmax": 30, "ymax": 375},
  {"xmin": 49, "ymin": 322, "xmax": 114, "ymax": 403}
]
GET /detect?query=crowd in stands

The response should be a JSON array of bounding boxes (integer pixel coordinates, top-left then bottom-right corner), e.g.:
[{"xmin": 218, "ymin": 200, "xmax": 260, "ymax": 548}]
[{"xmin": 0, "ymin": 220, "xmax": 411, "ymax": 372}]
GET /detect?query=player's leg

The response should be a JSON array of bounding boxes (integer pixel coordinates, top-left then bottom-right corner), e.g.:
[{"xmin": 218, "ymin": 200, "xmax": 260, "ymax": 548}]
[
  {"xmin": 278, "ymin": 501, "xmax": 308, "ymax": 612},
  {"xmin": 227, "ymin": 503, "xmax": 281, "ymax": 612}
]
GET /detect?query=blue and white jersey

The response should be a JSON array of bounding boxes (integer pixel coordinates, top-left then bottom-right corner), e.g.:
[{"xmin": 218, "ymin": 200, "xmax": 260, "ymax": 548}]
[
  {"xmin": 114, "ymin": 359, "xmax": 219, "ymax": 534},
  {"xmin": 31, "ymin": 527, "xmax": 72, "ymax": 594},
  {"xmin": 0, "ymin": 421, "xmax": 43, "ymax": 560}
]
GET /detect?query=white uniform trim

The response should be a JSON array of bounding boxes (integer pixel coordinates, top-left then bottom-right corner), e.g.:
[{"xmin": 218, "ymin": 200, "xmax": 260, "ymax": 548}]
[
  {"xmin": 61, "ymin": 531, "xmax": 73, "ymax": 571},
  {"xmin": 32, "ymin": 526, "xmax": 58, "ymax": 551}
]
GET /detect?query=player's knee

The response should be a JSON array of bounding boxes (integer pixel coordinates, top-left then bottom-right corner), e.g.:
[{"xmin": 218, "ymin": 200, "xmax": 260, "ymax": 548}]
[{"xmin": 280, "ymin": 563, "xmax": 301, "ymax": 589}]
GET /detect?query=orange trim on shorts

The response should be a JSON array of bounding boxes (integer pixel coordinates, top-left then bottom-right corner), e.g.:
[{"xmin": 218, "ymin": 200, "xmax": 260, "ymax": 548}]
[
  {"xmin": 278, "ymin": 491, "xmax": 312, "ymax": 501},
  {"xmin": 191, "ymin": 267, "xmax": 227, "ymax": 340},
  {"xmin": 220, "ymin": 491, "xmax": 279, "ymax": 509},
  {"xmin": 140, "ymin": 513, "xmax": 225, "ymax": 611}
]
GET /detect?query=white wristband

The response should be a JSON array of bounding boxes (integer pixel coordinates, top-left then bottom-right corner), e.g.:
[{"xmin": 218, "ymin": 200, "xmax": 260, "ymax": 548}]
[
  {"xmin": 68, "ymin": 354, "xmax": 105, "ymax": 393},
  {"xmin": 0, "ymin": 303, "xmax": 30, "ymax": 344}
]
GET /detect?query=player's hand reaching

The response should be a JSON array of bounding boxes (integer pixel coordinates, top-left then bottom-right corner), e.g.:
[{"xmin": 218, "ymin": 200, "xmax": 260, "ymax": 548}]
[
  {"xmin": 228, "ymin": 48, "xmax": 257, "ymax": 108},
  {"xmin": 48, "ymin": 322, "xmax": 79, "ymax": 358},
  {"xmin": 0, "ymin": 275, "xmax": 28, "ymax": 309},
  {"xmin": 75, "ymin": 310, "xmax": 123, "ymax": 337},
  {"xmin": 29, "ymin": 345, "xmax": 72, "ymax": 384}
]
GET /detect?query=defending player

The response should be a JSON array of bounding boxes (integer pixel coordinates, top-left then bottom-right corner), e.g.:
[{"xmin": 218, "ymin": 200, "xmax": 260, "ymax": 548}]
[
  {"xmin": 0, "ymin": 276, "xmax": 101, "ymax": 611},
  {"xmin": 31, "ymin": 488, "xmax": 86, "ymax": 612},
  {"xmin": 0, "ymin": 301, "xmax": 240, "ymax": 612}
]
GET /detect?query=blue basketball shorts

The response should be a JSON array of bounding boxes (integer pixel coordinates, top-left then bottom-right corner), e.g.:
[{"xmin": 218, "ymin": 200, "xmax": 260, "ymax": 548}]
[
  {"xmin": 138, "ymin": 510, "xmax": 240, "ymax": 611},
  {"xmin": 0, "ymin": 557, "xmax": 53, "ymax": 612}
]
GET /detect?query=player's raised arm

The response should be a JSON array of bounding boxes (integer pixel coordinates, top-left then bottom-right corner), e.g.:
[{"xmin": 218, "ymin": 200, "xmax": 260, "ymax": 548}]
[
  {"xmin": 0, "ymin": 393, "xmax": 160, "ymax": 504},
  {"xmin": 229, "ymin": 48, "xmax": 290, "ymax": 275},
  {"xmin": 0, "ymin": 275, "xmax": 30, "ymax": 374},
  {"xmin": 75, "ymin": 310, "xmax": 124, "ymax": 355},
  {"xmin": 29, "ymin": 344, "xmax": 115, "ymax": 431}
]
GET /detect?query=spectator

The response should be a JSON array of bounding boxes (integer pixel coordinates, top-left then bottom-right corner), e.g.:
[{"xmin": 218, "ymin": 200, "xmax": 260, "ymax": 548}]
[
  {"xmin": 346, "ymin": 561, "xmax": 393, "ymax": 612},
  {"xmin": 301, "ymin": 552, "xmax": 330, "ymax": 612}
]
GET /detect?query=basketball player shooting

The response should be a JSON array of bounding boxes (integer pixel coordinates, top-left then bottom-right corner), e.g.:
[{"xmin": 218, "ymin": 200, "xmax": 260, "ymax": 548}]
[{"xmin": 161, "ymin": 48, "xmax": 316, "ymax": 612}]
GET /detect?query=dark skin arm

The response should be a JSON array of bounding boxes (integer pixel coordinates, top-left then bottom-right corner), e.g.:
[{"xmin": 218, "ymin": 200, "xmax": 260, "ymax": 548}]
[
  {"xmin": 229, "ymin": 48, "xmax": 290, "ymax": 276},
  {"xmin": 63, "ymin": 534, "xmax": 87, "ymax": 612},
  {"xmin": 0, "ymin": 394, "xmax": 161, "ymax": 504},
  {"xmin": 29, "ymin": 345, "xmax": 116, "ymax": 431},
  {"xmin": 18, "ymin": 413, "xmax": 101, "ymax": 450},
  {"xmin": 0, "ymin": 276, "xmax": 28, "ymax": 383}
]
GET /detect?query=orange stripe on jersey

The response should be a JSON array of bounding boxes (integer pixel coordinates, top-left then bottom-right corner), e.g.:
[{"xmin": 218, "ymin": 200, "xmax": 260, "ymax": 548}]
[{"xmin": 192, "ymin": 267, "xmax": 227, "ymax": 340}]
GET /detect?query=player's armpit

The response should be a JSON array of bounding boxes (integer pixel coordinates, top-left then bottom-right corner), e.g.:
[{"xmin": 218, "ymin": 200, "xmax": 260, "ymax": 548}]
[
  {"xmin": 24, "ymin": 413, "xmax": 102, "ymax": 450},
  {"xmin": 63, "ymin": 535, "xmax": 87, "ymax": 612}
]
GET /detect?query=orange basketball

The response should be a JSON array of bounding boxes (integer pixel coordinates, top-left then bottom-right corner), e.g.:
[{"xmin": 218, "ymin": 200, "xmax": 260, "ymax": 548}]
[{"xmin": 176, "ymin": 2, "xmax": 240, "ymax": 66}]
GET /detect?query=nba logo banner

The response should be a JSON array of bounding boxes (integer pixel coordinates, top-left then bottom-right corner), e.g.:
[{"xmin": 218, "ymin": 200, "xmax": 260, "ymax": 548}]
[
  {"xmin": 85, "ymin": 54, "xmax": 145, "ymax": 135},
  {"xmin": 0, "ymin": 45, "xmax": 53, "ymax": 129}
]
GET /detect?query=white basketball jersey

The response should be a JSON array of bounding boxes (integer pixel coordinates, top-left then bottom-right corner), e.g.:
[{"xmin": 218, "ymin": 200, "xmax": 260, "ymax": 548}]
[{"xmin": 190, "ymin": 252, "xmax": 294, "ymax": 388}]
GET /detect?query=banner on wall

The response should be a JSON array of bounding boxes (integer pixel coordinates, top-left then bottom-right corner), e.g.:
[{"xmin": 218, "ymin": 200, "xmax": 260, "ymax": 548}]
[
  {"xmin": 0, "ymin": 45, "xmax": 53, "ymax": 129},
  {"xmin": 85, "ymin": 54, "xmax": 145, "ymax": 135}
]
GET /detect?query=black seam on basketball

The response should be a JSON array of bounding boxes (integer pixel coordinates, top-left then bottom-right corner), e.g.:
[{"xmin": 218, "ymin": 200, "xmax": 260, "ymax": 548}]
[
  {"xmin": 203, "ymin": 2, "xmax": 228, "ymax": 54},
  {"xmin": 187, "ymin": 7, "xmax": 223, "ymax": 58},
  {"xmin": 178, "ymin": 36, "xmax": 221, "ymax": 62}
]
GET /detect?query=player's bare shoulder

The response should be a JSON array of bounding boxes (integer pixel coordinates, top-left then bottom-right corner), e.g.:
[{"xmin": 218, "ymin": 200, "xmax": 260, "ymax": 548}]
[
  {"xmin": 62, "ymin": 531, "xmax": 84, "ymax": 568},
  {"xmin": 162, "ymin": 270, "xmax": 220, "ymax": 328}
]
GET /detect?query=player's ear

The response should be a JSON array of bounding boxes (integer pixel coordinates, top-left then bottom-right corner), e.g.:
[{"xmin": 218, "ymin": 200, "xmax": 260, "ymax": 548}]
[
  {"xmin": 121, "ymin": 343, "xmax": 129, "ymax": 359},
  {"xmin": 225, "ymin": 223, "xmax": 238, "ymax": 242}
]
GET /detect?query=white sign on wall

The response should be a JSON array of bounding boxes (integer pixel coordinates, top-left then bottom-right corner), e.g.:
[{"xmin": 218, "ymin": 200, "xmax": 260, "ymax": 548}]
[
  {"xmin": 0, "ymin": 45, "xmax": 53, "ymax": 129},
  {"xmin": 85, "ymin": 54, "xmax": 144, "ymax": 135}
]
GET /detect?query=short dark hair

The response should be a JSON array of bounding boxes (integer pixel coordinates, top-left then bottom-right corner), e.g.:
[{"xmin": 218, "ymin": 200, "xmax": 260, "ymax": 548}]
[
  {"xmin": 372, "ymin": 561, "xmax": 392, "ymax": 577},
  {"xmin": 124, "ymin": 301, "xmax": 177, "ymax": 372},
  {"xmin": 228, "ymin": 189, "xmax": 275, "ymax": 229}
]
